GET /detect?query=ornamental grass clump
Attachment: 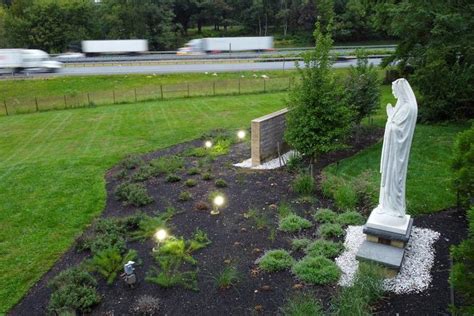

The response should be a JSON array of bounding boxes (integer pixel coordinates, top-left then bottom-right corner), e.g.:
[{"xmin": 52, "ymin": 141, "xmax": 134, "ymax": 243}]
[
  {"xmin": 304, "ymin": 239, "xmax": 344, "ymax": 259},
  {"xmin": 280, "ymin": 293, "xmax": 324, "ymax": 316},
  {"xmin": 313, "ymin": 208, "xmax": 337, "ymax": 223},
  {"xmin": 318, "ymin": 223, "xmax": 344, "ymax": 238},
  {"xmin": 337, "ymin": 211, "xmax": 365, "ymax": 226},
  {"xmin": 292, "ymin": 173, "xmax": 316, "ymax": 196},
  {"xmin": 278, "ymin": 213, "xmax": 312, "ymax": 233},
  {"xmin": 292, "ymin": 256, "xmax": 340, "ymax": 285},
  {"xmin": 256, "ymin": 249, "xmax": 295, "ymax": 272},
  {"xmin": 215, "ymin": 266, "xmax": 241, "ymax": 289}
]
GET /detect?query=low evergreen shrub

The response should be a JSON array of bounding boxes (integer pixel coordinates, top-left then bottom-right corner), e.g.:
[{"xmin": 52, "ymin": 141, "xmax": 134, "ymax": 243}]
[
  {"xmin": 184, "ymin": 179, "xmax": 197, "ymax": 187},
  {"xmin": 166, "ymin": 174, "xmax": 181, "ymax": 183},
  {"xmin": 279, "ymin": 213, "xmax": 313, "ymax": 233},
  {"xmin": 290, "ymin": 238, "xmax": 312, "ymax": 251},
  {"xmin": 115, "ymin": 182, "xmax": 153, "ymax": 206},
  {"xmin": 256, "ymin": 249, "xmax": 295, "ymax": 272},
  {"xmin": 318, "ymin": 223, "xmax": 344, "ymax": 238},
  {"xmin": 150, "ymin": 155, "xmax": 184, "ymax": 175},
  {"xmin": 215, "ymin": 178, "xmax": 228, "ymax": 188},
  {"xmin": 304, "ymin": 239, "xmax": 344, "ymax": 259},
  {"xmin": 337, "ymin": 211, "xmax": 365, "ymax": 226},
  {"xmin": 178, "ymin": 191, "xmax": 192, "ymax": 202},
  {"xmin": 292, "ymin": 256, "xmax": 340, "ymax": 285},
  {"xmin": 313, "ymin": 208, "xmax": 337, "ymax": 223},
  {"xmin": 121, "ymin": 154, "xmax": 144, "ymax": 170}
]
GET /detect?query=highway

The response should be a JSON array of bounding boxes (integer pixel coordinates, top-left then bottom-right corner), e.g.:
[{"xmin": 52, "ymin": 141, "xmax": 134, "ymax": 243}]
[{"xmin": 1, "ymin": 58, "xmax": 383, "ymax": 78}]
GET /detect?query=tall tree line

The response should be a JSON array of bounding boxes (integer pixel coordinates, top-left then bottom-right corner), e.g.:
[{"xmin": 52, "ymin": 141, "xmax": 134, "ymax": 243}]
[{"xmin": 0, "ymin": 0, "xmax": 389, "ymax": 53}]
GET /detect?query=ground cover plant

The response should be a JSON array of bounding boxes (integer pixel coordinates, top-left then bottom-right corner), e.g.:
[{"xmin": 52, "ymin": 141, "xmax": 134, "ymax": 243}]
[
  {"xmin": 304, "ymin": 239, "xmax": 344, "ymax": 259},
  {"xmin": 0, "ymin": 92, "xmax": 286, "ymax": 312},
  {"xmin": 256, "ymin": 249, "xmax": 295, "ymax": 272},
  {"xmin": 278, "ymin": 213, "xmax": 313, "ymax": 233},
  {"xmin": 291, "ymin": 256, "xmax": 341, "ymax": 285}
]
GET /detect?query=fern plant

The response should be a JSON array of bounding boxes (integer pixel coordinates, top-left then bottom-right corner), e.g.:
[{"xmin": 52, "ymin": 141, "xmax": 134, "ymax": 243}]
[{"xmin": 89, "ymin": 248, "xmax": 137, "ymax": 284}]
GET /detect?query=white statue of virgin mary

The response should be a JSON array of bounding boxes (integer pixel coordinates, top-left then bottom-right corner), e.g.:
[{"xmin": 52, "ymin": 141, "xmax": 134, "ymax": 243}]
[{"xmin": 367, "ymin": 78, "xmax": 417, "ymax": 233}]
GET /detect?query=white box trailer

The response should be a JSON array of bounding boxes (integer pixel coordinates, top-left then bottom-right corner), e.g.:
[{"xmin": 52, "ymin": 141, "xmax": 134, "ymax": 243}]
[
  {"xmin": 82, "ymin": 40, "xmax": 148, "ymax": 55},
  {"xmin": 0, "ymin": 49, "xmax": 62, "ymax": 73},
  {"xmin": 177, "ymin": 36, "xmax": 274, "ymax": 55}
]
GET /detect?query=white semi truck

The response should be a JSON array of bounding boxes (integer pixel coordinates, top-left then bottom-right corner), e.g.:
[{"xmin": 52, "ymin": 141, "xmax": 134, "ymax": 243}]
[
  {"xmin": 82, "ymin": 39, "xmax": 148, "ymax": 56},
  {"xmin": 177, "ymin": 36, "xmax": 274, "ymax": 55},
  {"xmin": 0, "ymin": 49, "xmax": 62, "ymax": 73}
]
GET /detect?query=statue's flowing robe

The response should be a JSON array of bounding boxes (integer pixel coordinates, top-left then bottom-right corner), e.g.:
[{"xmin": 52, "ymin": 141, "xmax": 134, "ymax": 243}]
[{"xmin": 377, "ymin": 98, "xmax": 417, "ymax": 217}]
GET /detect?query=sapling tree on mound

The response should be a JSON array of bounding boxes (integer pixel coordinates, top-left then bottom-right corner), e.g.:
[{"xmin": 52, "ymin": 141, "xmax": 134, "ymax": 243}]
[{"xmin": 285, "ymin": 22, "xmax": 353, "ymax": 167}]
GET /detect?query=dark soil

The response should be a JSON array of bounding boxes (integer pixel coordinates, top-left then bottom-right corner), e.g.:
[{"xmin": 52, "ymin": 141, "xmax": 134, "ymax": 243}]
[{"xmin": 10, "ymin": 126, "xmax": 468, "ymax": 316}]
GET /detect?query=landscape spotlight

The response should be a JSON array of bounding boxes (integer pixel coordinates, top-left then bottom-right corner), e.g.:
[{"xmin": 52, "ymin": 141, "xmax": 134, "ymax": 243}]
[
  {"xmin": 211, "ymin": 195, "xmax": 225, "ymax": 215},
  {"xmin": 237, "ymin": 130, "xmax": 246, "ymax": 140},
  {"xmin": 205, "ymin": 141, "xmax": 213, "ymax": 148},
  {"xmin": 154, "ymin": 229, "xmax": 168, "ymax": 243}
]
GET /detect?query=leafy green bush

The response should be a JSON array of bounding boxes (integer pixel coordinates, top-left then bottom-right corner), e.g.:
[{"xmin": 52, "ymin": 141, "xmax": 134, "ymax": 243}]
[
  {"xmin": 115, "ymin": 182, "xmax": 153, "ymax": 206},
  {"xmin": 452, "ymin": 125, "xmax": 474, "ymax": 207},
  {"xmin": 48, "ymin": 267, "xmax": 100, "ymax": 314},
  {"xmin": 215, "ymin": 178, "xmax": 228, "ymax": 188},
  {"xmin": 89, "ymin": 248, "xmax": 137, "ymax": 284},
  {"xmin": 292, "ymin": 173, "xmax": 315, "ymax": 196},
  {"xmin": 345, "ymin": 51, "xmax": 381, "ymax": 125},
  {"xmin": 187, "ymin": 167, "xmax": 201, "ymax": 175},
  {"xmin": 178, "ymin": 191, "xmax": 192, "ymax": 202},
  {"xmin": 331, "ymin": 262, "xmax": 384, "ymax": 315},
  {"xmin": 280, "ymin": 293, "xmax": 324, "ymax": 316},
  {"xmin": 313, "ymin": 208, "xmax": 337, "ymax": 223},
  {"xmin": 292, "ymin": 256, "xmax": 340, "ymax": 285},
  {"xmin": 337, "ymin": 211, "xmax": 365, "ymax": 226},
  {"xmin": 215, "ymin": 266, "xmax": 241, "ymax": 289},
  {"xmin": 278, "ymin": 214, "xmax": 313, "ymax": 233},
  {"xmin": 166, "ymin": 174, "xmax": 181, "ymax": 183},
  {"xmin": 256, "ymin": 249, "xmax": 295, "ymax": 272},
  {"xmin": 184, "ymin": 179, "xmax": 197, "ymax": 187},
  {"xmin": 121, "ymin": 154, "xmax": 144, "ymax": 170},
  {"xmin": 450, "ymin": 207, "xmax": 474, "ymax": 314},
  {"xmin": 131, "ymin": 164, "xmax": 155, "ymax": 182},
  {"xmin": 188, "ymin": 229, "xmax": 211, "ymax": 252},
  {"xmin": 318, "ymin": 223, "xmax": 345, "ymax": 238},
  {"xmin": 285, "ymin": 23, "xmax": 352, "ymax": 160},
  {"xmin": 333, "ymin": 183, "xmax": 358, "ymax": 211},
  {"xmin": 76, "ymin": 218, "xmax": 127, "ymax": 255},
  {"xmin": 202, "ymin": 172, "xmax": 214, "ymax": 181},
  {"xmin": 305, "ymin": 239, "xmax": 344, "ymax": 259},
  {"xmin": 291, "ymin": 238, "xmax": 312, "ymax": 251},
  {"xmin": 150, "ymin": 155, "xmax": 184, "ymax": 175}
]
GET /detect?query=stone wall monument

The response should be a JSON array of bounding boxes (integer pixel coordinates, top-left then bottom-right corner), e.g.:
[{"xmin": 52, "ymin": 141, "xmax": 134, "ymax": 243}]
[{"xmin": 356, "ymin": 78, "xmax": 418, "ymax": 274}]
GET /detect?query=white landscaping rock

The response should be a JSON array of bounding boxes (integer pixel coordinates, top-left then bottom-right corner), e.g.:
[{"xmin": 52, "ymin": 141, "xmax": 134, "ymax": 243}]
[
  {"xmin": 233, "ymin": 151, "xmax": 296, "ymax": 170},
  {"xmin": 336, "ymin": 225, "xmax": 440, "ymax": 294}
]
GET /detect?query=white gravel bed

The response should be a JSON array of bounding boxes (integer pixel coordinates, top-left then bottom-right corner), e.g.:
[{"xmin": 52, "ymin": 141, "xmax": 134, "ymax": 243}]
[
  {"xmin": 336, "ymin": 225, "xmax": 440, "ymax": 294},
  {"xmin": 233, "ymin": 150, "xmax": 296, "ymax": 170}
]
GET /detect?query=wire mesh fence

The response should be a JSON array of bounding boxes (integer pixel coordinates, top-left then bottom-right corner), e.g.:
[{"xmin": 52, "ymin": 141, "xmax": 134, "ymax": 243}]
[{"xmin": 0, "ymin": 76, "xmax": 294, "ymax": 116}]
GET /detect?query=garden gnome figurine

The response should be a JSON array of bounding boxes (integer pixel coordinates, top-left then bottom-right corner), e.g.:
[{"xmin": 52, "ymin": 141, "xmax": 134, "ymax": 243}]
[
  {"xmin": 122, "ymin": 261, "xmax": 137, "ymax": 287},
  {"xmin": 366, "ymin": 78, "xmax": 418, "ymax": 234}
]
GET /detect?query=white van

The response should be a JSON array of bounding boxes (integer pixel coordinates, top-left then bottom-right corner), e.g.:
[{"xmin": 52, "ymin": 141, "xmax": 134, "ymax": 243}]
[{"xmin": 0, "ymin": 49, "xmax": 62, "ymax": 73}]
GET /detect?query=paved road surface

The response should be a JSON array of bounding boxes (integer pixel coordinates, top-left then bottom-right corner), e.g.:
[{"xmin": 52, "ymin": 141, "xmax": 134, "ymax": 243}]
[{"xmin": 1, "ymin": 58, "xmax": 382, "ymax": 78}]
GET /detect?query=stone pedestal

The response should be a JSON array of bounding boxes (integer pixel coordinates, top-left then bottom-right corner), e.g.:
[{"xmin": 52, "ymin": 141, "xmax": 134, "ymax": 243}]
[{"xmin": 356, "ymin": 214, "xmax": 413, "ymax": 275}]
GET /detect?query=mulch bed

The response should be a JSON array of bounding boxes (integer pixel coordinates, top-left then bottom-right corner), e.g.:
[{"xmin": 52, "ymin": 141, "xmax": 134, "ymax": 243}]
[{"xmin": 10, "ymin": 126, "xmax": 468, "ymax": 316}]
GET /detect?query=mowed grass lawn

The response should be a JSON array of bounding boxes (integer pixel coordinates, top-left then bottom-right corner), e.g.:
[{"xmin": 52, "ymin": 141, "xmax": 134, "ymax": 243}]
[
  {"xmin": 0, "ymin": 92, "xmax": 287, "ymax": 312},
  {"xmin": 325, "ymin": 85, "xmax": 469, "ymax": 215}
]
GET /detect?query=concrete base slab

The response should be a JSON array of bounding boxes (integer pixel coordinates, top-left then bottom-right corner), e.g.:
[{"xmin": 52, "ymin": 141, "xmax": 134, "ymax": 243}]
[
  {"xmin": 364, "ymin": 218, "xmax": 414, "ymax": 242},
  {"xmin": 356, "ymin": 240, "xmax": 405, "ymax": 270},
  {"xmin": 366, "ymin": 210, "xmax": 411, "ymax": 235}
]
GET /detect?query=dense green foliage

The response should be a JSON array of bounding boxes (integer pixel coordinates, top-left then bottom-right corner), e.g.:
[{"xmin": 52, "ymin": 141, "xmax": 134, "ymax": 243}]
[
  {"xmin": 0, "ymin": 0, "xmax": 391, "ymax": 52},
  {"xmin": 278, "ymin": 213, "xmax": 313, "ymax": 233},
  {"xmin": 291, "ymin": 173, "xmax": 316, "ymax": 196},
  {"xmin": 291, "ymin": 256, "xmax": 340, "ymax": 285},
  {"xmin": 89, "ymin": 248, "xmax": 138, "ymax": 284},
  {"xmin": 452, "ymin": 125, "xmax": 474, "ymax": 208},
  {"xmin": 450, "ymin": 207, "xmax": 474, "ymax": 314},
  {"xmin": 115, "ymin": 182, "xmax": 154, "ymax": 206},
  {"xmin": 377, "ymin": 1, "xmax": 473, "ymax": 122},
  {"xmin": 313, "ymin": 208, "xmax": 337, "ymax": 223},
  {"xmin": 304, "ymin": 239, "xmax": 344, "ymax": 259},
  {"xmin": 318, "ymin": 223, "xmax": 344, "ymax": 238},
  {"xmin": 280, "ymin": 292, "xmax": 324, "ymax": 316},
  {"xmin": 47, "ymin": 267, "xmax": 100, "ymax": 314},
  {"xmin": 285, "ymin": 23, "xmax": 352, "ymax": 160},
  {"xmin": 214, "ymin": 266, "xmax": 241, "ymax": 289},
  {"xmin": 337, "ymin": 210, "xmax": 365, "ymax": 226},
  {"xmin": 256, "ymin": 249, "xmax": 295, "ymax": 272}
]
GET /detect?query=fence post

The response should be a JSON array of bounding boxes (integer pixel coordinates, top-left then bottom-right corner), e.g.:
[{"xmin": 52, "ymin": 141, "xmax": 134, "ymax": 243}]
[
  {"xmin": 3, "ymin": 100, "xmax": 8, "ymax": 116},
  {"xmin": 238, "ymin": 78, "xmax": 241, "ymax": 95},
  {"xmin": 113, "ymin": 90, "xmax": 116, "ymax": 104},
  {"xmin": 213, "ymin": 82, "xmax": 216, "ymax": 96},
  {"xmin": 87, "ymin": 93, "xmax": 91, "ymax": 105},
  {"xmin": 134, "ymin": 88, "xmax": 137, "ymax": 102},
  {"xmin": 64, "ymin": 95, "xmax": 67, "ymax": 108},
  {"xmin": 187, "ymin": 83, "xmax": 190, "ymax": 97},
  {"xmin": 160, "ymin": 84, "xmax": 164, "ymax": 100},
  {"xmin": 35, "ymin": 97, "xmax": 39, "ymax": 112}
]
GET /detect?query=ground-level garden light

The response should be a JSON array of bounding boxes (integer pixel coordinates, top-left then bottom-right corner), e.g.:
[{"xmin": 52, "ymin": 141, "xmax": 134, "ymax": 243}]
[
  {"xmin": 205, "ymin": 141, "xmax": 213, "ymax": 148},
  {"xmin": 211, "ymin": 195, "xmax": 225, "ymax": 215},
  {"xmin": 237, "ymin": 130, "xmax": 246, "ymax": 140},
  {"xmin": 152, "ymin": 229, "xmax": 169, "ymax": 252}
]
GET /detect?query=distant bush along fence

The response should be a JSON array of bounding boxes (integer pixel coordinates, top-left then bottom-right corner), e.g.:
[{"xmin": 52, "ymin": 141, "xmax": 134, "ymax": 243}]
[{"xmin": 0, "ymin": 77, "xmax": 294, "ymax": 116}]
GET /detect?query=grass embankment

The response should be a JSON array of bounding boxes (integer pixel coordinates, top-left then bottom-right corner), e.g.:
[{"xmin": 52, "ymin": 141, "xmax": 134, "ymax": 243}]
[
  {"xmin": 0, "ymin": 92, "xmax": 287, "ymax": 313},
  {"xmin": 325, "ymin": 85, "xmax": 469, "ymax": 215}
]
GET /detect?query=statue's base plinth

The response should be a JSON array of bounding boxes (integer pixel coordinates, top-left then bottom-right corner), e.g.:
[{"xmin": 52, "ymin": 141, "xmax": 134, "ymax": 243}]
[{"xmin": 356, "ymin": 211, "xmax": 413, "ymax": 274}]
